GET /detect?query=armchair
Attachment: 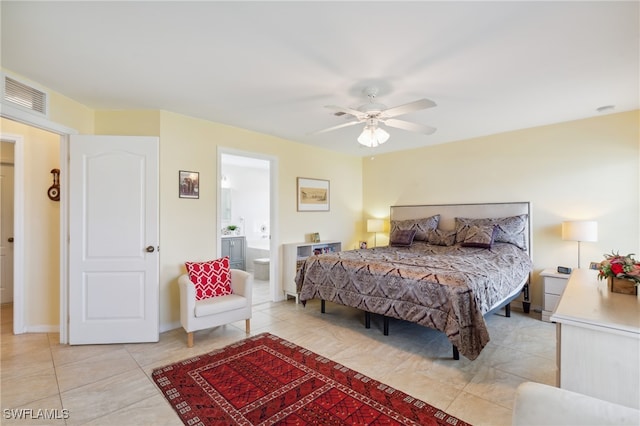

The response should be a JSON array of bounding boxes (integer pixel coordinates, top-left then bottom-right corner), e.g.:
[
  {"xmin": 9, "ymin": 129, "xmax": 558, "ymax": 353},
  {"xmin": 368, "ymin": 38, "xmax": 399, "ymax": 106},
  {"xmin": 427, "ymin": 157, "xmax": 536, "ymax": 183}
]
[
  {"xmin": 178, "ymin": 269, "xmax": 252, "ymax": 347},
  {"xmin": 512, "ymin": 382, "xmax": 640, "ymax": 425}
]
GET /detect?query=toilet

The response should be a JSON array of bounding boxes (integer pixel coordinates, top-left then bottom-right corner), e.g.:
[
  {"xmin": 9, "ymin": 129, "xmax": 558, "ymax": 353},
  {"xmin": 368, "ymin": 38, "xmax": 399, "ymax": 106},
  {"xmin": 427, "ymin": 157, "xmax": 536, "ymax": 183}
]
[{"xmin": 253, "ymin": 258, "xmax": 270, "ymax": 281}]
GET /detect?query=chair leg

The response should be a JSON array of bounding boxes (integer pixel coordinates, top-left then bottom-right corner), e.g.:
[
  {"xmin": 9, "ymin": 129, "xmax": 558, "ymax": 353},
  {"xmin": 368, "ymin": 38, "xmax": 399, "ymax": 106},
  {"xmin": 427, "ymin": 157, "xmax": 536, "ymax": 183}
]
[
  {"xmin": 245, "ymin": 319, "xmax": 251, "ymax": 333},
  {"xmin": 187, "ymin": 331, "xmax": 194, "ymax": 348}
]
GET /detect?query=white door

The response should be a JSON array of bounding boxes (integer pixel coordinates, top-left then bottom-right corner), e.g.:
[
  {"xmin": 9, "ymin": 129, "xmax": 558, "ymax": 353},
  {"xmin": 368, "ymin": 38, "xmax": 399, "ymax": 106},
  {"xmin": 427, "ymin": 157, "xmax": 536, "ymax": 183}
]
[
  {"xmin": 0, "ymin": 142, "xmax": 15, "ymax": 304},
  {"xmin": 69, "ymin": 135, "xmax": 159, "ymax": 344}
]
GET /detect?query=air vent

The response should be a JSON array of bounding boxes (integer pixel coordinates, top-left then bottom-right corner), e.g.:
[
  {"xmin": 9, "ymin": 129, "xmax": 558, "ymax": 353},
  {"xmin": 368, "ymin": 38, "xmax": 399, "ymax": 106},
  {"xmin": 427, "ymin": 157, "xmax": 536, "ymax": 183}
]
[{"xmin": 3, "ymin": 75, "xmax": 48, "ymax": 116}]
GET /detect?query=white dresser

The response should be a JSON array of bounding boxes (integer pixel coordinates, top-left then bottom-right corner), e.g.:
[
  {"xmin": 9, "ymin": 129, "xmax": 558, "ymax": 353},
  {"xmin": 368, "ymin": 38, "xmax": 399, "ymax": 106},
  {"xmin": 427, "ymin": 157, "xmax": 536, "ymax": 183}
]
[{"xmin": 551, "ymin": 269, "xmax": 639, "ymax": 409}]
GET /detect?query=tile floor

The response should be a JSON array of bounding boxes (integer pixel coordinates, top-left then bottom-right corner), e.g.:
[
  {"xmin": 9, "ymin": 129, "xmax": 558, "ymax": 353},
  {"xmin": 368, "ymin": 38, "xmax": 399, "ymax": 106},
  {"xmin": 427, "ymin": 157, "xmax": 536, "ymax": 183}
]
[
  {"xmin": 251, "ymin": 276, "xmax": 271, "ymax": 305},
  {"xmin": 0, "ymin": 299, "xmax": 557, "ymax": 426}
]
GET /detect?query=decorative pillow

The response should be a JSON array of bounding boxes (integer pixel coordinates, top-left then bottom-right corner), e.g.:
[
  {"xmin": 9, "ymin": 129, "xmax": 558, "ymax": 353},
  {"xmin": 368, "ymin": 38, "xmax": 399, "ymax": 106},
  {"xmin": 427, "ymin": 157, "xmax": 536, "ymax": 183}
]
[
  {"xmin": 185, "ymin": 257, "xmax": 232, "ymax": 301},
  {"xmin": 389, "ymin": 215, "xmax": 440, "ymax": 241},
  {"xmin": 454, "ymin": 215, "xmax": 528, "ymax": 250},
  {"xmin": 426, "ymin": 228, "xmax": 457, "ymax": 246},
  {"xmin": 389, "ymin": 229, "xmax": 417, "ymax": 247},
  {"xmin": 461, "ymin": 225, "xmax": 497, "ymax": 249}
]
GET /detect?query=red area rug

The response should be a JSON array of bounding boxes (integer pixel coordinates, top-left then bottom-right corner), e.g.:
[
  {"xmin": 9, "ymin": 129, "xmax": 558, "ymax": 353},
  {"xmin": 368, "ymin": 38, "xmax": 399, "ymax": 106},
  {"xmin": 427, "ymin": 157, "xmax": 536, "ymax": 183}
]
[{"xmin": 152, "ymin": 333, "xmax": 470, "ymax": 425}]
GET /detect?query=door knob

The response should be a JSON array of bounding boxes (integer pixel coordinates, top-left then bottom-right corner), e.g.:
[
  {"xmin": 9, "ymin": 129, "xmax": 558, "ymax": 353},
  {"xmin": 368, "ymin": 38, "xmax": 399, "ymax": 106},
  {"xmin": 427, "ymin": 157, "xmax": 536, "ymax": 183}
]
[
  {"xmin": 146, "ymin": 246, "xmax": 155, "ymax": 253},
  {"xmin": 8, "ymin": 237, "xmax": 14, "ymax": 243}
]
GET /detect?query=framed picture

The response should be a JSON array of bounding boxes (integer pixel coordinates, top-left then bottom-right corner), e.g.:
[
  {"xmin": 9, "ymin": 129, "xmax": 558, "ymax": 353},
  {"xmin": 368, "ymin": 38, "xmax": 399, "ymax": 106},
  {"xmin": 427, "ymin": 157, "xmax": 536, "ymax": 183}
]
[
  {"xmin": 297, "ymin": 177, "xmax": 329, "ymax": 211},
  {"xmin": 311, "ymin": 232, "xmax": 320, "ymax": 243},
  {"xmin": 179, "ymin": 170, "xmax": 199, "ymax": 199}
]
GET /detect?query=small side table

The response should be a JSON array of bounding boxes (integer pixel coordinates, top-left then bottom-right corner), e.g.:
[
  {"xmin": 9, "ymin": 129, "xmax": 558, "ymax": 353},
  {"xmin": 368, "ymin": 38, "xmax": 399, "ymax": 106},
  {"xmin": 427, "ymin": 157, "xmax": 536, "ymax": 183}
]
[{"xmin": 540, "ymin": 268, "xmax": 570, "ymax": 322}]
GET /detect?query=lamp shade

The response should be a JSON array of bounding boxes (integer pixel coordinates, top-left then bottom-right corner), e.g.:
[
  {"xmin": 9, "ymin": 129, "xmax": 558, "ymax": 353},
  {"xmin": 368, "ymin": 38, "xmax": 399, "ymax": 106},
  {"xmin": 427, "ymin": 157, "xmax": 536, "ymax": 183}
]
[
  {"xmin": 367, "ymin": 219, "xmax": 384, "ymax": 233},
  {"xmin": 562, "ymin": 221, "xmax": 598, "ymax": 242},
  {"xmin": 358, "ymin": 126, "xmax": 390, "ymax": 148}
]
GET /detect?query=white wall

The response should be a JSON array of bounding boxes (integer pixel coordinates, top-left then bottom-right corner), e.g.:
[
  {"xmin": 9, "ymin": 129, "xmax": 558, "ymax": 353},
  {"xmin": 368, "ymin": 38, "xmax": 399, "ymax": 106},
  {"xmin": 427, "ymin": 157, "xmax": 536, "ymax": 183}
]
[
  {"xmin": 6, "ymin": 69, "xmax": 637, "ymax": 331},
  {"xmin": 1, "ymin": 118, "xmax": 60, "ymax": 329},
  {"xmin": 156, "ymin": 111, "xmax": 362, "ymax": 330},
  {"xmin": 221, "ymin": 161, "xmax": 270, "ymax": 242},
  {"xmin": 362, "ymin": 111, "xmax": 639, "ymax": 309}
]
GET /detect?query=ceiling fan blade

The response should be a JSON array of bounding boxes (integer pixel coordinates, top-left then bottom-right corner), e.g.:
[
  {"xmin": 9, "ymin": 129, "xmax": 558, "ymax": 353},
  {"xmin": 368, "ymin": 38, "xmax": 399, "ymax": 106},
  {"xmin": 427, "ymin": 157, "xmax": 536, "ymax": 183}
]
[
  {"xmin": 325, "ymin": 105, "xmax": 367, "ymax": 119},
  {"xmin": 381, "ymin": 98, "xmax": 437, "ymax": 118},
  {"xmin": 309, "ymin": 119, "xmax": 361, "ymax": 135},
  {"xmin": 383, "ymin": 118, "xmax": 437, "ymax": 135}
]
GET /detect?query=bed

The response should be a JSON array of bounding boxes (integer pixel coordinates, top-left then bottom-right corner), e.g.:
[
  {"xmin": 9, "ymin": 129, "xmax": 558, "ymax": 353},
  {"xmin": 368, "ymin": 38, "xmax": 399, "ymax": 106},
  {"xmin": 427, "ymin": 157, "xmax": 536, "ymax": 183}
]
[{"xmin": 295, "ymin": 202, "xmax": 533, "ymax": 360}]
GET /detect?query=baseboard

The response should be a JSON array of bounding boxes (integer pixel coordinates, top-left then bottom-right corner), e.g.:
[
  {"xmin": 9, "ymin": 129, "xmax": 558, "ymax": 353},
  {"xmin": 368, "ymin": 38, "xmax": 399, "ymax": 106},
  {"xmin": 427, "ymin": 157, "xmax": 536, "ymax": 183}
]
[
  {"xmin": 24, "ymin": 324, "xmax": 59, "ymax": 333},
  {"xmin": 160, "ymin": 320, "xmax": 181, "ymax": 333},
  {"xmin": 25, "ymin": 323, "xmax": 183, "ymax": 335}
]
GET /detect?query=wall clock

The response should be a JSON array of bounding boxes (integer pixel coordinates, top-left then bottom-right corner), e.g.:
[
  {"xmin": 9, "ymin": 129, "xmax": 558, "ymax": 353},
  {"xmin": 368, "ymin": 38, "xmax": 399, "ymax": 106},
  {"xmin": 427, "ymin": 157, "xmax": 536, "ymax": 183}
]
[{"xmin": 48, "ymin": 168, "xmax": 60, "ymax": 201}]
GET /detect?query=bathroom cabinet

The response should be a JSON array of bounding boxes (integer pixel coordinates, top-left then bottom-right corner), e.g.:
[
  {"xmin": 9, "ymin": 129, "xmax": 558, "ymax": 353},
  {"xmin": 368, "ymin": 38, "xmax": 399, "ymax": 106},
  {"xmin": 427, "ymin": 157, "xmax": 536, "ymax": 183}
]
[{"xmin": 221, "ymin": 236, "xmax": 245, "ymax": 271}]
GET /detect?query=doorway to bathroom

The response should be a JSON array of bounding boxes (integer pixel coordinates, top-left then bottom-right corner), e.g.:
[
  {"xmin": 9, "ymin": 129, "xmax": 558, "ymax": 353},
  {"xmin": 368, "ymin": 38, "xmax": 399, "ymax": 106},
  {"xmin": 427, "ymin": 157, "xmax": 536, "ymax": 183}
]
[{"xmin": 219, "ymin": 150, "xmax": 277, "ymax": 305}]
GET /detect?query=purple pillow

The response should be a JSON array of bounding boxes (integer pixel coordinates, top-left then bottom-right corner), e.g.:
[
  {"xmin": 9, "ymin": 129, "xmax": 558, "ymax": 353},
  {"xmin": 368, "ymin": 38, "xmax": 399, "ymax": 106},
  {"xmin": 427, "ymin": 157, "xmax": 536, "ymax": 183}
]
[
  {"xmin": 390, "ymin": 229, "xmax": 417, "ymax": 247},
  {"xmin": 455, "ymin": 215, "xmax": 528, "ymax": 250},
  {"xmin": 461, "ymin": 225, "xmax": 497, "ymax": 249},
  {"xmin": 389, "ymin": 215, "xmax": 440, "ymax": 241},
  {"xmin": 427, "ymin": 228, "xmax": 456, "ymax": 246}
]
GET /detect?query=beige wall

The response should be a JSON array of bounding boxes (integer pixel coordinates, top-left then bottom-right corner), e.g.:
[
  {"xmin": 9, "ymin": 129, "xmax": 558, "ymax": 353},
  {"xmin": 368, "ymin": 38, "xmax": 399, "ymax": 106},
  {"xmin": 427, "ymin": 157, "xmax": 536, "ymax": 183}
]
[
  {"xmin": 362, "ymin": 110, "xmax": 639, "ymax": 308},
  {"xmin": 3, "ymin": 91, "xmax": 362, "ymax": 332},
  {"xmin": 95, "ymin": 110, "xmax": 161, "ymax": 136},
  {"xmin": 1, "ymin": 74, "xmax": 95, "ymax": 331},
  {"xmin": 91, "ymin": 110, "xmax": 363, "ymax": 330},
  {"xmin": 48, "ymin": 91, "xmax": 94, "ymax": 134},
  {"xmin": 4, "ymin": 68, "xmax": 637, "ymax": 330},
  {"xmin": 1, "ymin": 118, "xmax": 61, "ymax": 329}
]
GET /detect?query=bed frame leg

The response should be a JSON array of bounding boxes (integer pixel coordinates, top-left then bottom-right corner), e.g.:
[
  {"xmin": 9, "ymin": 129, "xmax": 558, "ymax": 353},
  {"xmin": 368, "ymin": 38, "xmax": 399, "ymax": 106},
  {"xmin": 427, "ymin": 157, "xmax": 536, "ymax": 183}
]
[
  {"xmin": 321, "ymin": 299, "xmax": 325, "ymax": 314},
  {"xmin": 383, "ymin": 316, "xmax": 389, "ymax": 336},
  {"xmin": 452, "ymin": 345, "xmax": 460, "ymax": 360},
  {"xmin": 365, "ymin": 311, "xmax": 371, "ymax": 328},
  {"xmin": 522, "ymin": 281, "xmax": 531, "ymax": 313},
  {"xmin": 505, "ymin": 303, "xmax": 511, "ymax": 317}
]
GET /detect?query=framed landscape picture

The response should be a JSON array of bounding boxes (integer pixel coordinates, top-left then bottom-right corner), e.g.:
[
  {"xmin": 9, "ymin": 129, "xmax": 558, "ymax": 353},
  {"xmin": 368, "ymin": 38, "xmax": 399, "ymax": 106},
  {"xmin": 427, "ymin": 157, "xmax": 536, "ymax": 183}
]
[{"xmin": 297, "ymin": 177, "xmax": 329, "ymax": 211}]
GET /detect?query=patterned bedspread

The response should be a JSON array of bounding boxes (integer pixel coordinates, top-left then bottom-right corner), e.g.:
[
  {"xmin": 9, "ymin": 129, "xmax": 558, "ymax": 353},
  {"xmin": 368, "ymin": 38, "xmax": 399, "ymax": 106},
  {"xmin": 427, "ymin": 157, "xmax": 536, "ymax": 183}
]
[{"xmin": 295, "ymin": 242, "xmax": 533, "ymax": 360}]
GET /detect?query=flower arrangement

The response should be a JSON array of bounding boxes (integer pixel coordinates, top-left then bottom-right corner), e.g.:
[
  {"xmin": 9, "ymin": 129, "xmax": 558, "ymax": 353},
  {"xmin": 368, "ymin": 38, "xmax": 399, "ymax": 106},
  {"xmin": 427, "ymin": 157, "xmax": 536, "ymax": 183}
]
[{"xmin": 597, "ymin": 251, "xmax": 640, "ymax": 285}]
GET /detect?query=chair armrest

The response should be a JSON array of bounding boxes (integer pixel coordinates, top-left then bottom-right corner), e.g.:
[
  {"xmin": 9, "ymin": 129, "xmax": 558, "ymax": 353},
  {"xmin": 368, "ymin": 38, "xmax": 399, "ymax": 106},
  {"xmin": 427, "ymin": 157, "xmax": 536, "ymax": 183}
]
[
  {"xmin": 230, "ymin": 269, "xmax": 252, "ymax": 300},
  {"xmin": 513, "ymin": 382, "xmax": 640, "ymax": 426},
  {"xmin": 178, "ymin": 274, "xmax": 197, "ymax": 329},
  {"xmin": 178, "ymin": 274, "xmax": 197, "ymax": 308}
]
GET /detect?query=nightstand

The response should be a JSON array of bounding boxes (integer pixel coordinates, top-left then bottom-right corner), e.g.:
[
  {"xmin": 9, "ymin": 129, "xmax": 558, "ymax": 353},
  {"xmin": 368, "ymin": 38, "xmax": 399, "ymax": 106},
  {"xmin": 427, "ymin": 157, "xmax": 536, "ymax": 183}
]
[{"xmin": 540, "ymin": 268, "xmax": 570, "ymax": 322}]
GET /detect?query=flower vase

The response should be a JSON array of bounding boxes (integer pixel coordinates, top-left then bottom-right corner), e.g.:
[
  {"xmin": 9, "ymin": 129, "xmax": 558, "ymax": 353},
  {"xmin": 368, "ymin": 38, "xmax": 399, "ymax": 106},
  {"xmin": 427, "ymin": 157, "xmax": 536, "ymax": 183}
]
[{"xmin": 609, "ymin": 277, "xmax": 638, "ymax": 295}]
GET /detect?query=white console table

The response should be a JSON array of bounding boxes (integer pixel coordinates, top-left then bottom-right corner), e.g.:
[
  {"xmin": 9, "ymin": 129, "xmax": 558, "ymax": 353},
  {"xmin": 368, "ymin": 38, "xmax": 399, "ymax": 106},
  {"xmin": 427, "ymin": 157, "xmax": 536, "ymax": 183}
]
[
  {"xmin": 550, "ymin": 269, "xmax": 639, "ymax": 409},
  {"xmin": 282, "ymin": 240, "xmax": 341, "ymax": 303}
]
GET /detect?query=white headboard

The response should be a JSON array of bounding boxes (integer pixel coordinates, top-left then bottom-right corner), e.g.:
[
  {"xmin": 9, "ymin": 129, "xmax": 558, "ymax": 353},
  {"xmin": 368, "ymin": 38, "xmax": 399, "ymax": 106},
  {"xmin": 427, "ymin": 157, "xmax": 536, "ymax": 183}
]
[{"xmin": 390, "ymin": 202, "xmax": 532, "ymax": 256}]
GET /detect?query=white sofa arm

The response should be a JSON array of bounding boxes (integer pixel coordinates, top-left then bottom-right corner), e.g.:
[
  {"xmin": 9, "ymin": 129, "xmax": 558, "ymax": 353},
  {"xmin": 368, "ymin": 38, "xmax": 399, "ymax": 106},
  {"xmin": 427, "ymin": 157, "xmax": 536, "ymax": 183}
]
[
  {"xmin": 513, "ymin": 382, "xmax": 640, "ymax": 426},
  {"xmin": 230, "ymin": 269, "xmax": 252, "ymax": 304},
  {"xmin": 178, "ymin": 274, "xmax": 197, "ymax": 323}
]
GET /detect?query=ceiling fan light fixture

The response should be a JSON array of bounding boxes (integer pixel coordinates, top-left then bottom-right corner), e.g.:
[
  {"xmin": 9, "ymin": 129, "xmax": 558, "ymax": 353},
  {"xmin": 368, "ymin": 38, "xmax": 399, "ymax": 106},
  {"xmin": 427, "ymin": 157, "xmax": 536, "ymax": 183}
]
[{"xmin": 358, "ymin": 125, "xmax": 390, "ymax": 148}]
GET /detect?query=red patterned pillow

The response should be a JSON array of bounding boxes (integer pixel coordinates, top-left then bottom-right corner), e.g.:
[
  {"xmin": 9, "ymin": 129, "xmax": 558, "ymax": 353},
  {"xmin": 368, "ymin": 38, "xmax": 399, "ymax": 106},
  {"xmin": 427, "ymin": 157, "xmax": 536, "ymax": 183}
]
[{"xmin": 185, "ymin": 257, "xmax": 232, "ymax": 300}]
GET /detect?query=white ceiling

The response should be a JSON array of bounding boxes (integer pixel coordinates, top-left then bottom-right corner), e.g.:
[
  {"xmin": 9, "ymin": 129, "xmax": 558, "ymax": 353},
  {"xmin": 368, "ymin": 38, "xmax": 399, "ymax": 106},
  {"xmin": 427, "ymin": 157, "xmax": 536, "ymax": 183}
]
[{"xmin": 2, "ymin": 1, "xmax": 638, "ymax": 157}]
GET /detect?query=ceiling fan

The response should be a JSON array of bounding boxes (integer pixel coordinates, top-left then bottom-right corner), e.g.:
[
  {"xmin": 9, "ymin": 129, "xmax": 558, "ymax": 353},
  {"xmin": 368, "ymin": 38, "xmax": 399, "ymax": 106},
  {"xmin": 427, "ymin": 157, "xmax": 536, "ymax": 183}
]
[{"xmin": 313, "ymin": 87, "xmax": 437, "ymax": 147}]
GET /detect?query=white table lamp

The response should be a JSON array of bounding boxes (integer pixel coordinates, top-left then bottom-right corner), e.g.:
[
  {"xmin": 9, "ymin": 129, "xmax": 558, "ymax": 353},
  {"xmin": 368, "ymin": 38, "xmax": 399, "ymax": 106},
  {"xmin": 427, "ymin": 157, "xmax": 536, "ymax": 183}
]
[
  {"xmin": 367, "ymin": 219, "xmax": 384, "ymax": 247},
  {"xmin": 562, "ymin": 220, "xmax": 598, "ymax": 268}
]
